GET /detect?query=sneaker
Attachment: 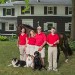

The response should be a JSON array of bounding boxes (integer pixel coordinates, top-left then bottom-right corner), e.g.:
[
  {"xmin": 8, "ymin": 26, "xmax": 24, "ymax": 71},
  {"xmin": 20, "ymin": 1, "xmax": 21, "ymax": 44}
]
[
  {"xmin": 47, "ymin": 67, "xmax": 52, "ymax": 71},
  {"xmin": 53, "ymin": 69, "xmax": 58, "ymax": 72},
  {"xmin": 65, "ymin": 59, "xmax": 68, "ymax": 63}
]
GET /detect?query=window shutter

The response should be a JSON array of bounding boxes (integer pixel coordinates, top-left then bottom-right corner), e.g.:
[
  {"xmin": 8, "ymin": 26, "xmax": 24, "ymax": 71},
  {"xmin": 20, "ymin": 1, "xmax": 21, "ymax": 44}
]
[
  {"xmin": 0, "ymin": 23, "xmax": 2, "ymax": 30},
  {"xmin": 54, "ymin": 7, "xmax": 57, "ymax": 15},
  {"xmin": 2, "ymin": 23, "xmax": 5, "ymax": 31},
  {"xmin": 44, "ymin": 23, "xmax": 47, "ymax": 31},
  {"xmin": 44, "ymin": 6, "xmax": 47, "ymax": 15},
  {"xmin": 65, "ymin": 23, "xmax": 69, "ymax": 31},
  {"xmin": 3, "ymin": 8, "xmax": 6, "ymax": 16},
  {"xmin": 5, "ymin": 23, "xmax": 9, "ymax": 31},
  {"xmin": 53, "ymin": 23, "xmax": 57, "ymax": 30},
  {"xmin": 12, "ymin": 8, "xmax": 15, "ymax": 16},
  {"xmin": 21, "ymin": 6, "xmax": 25, "ymax": 14},
  {"xmin": 65, "ymin": 7, "xmax": 68, "ymax": 15},
  {"xmin": 31, "ymin": 6, "xmax": 34, "ymax": 14}
]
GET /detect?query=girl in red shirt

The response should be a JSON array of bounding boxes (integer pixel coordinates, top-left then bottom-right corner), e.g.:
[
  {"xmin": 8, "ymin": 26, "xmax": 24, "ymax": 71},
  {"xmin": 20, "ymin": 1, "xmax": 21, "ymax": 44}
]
[
  {"xmin": 17, "ymin": 27, "xmax": 27, "ymax": 61},
  {"xmin": 26, "ymin": 30, "xmax": 36, "ymax": 58}
]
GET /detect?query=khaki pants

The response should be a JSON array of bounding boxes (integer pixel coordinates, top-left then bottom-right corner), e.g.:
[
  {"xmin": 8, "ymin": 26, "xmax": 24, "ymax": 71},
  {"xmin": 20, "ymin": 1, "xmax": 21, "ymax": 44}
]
[
  {"xmin": 19, "ymin": 45, "xmax": 26, "ymax": 61},
  {"xmin": 48, "ymin": 47, "xmax": 57, "ymax": 70}
]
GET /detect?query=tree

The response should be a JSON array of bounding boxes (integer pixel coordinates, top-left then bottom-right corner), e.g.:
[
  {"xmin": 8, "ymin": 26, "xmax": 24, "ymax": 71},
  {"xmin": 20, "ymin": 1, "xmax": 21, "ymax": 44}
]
[
  {"xmin": 0, "ymin": 0, "xmax": 30, "ymax": 12},
  {"xmin": 71, "ymin": 0, "xmax": 75, "ymax": 40},
  {"xmin": 0, "ymin": 0, "xmax": 6, "ymax": 4},
  {"xmin": 22, "ymin": 0, "xmax": 30, "ymax": 12}
]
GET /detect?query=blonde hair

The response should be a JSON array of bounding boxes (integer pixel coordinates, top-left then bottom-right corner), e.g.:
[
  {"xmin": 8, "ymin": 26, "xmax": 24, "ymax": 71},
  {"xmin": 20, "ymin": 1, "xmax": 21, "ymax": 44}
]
[{"xmin": 29, "ymin": 30, "xmax": 36, "ymax": 37}]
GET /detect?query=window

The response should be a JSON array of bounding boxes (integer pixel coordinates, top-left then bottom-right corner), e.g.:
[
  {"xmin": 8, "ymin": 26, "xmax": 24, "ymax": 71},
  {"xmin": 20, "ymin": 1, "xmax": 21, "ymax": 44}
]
[
  {"xmin": 47, "ymin": 23, "xmax": 53, "ymax": 30},
  {"xmin": 69, "ymin": 24, "xmax": 71, "ymax": 30},
  {"xmin": 46, "ymin": 6, "xmax": 57, "ymax": 15},
  {"xmin": 5, "ymin": 23, "xmax": 16, "ymax": 31},
  {"xmin": 7, "ymin": 9, "xmax": 11, "ymax": 15},
  {"xmin": 65, "ymin": 7, "xmax": 72, "ymax": 15},
  {"xmin": 48, "ymin": 7, "xmax": 54, "ymax": 14},
  {"xmin": 9, "ymin": 24, "xmax": 14, "ymax": 30},
  {"xmin": 68, "ymin": 7, "xmax": 72, "ymax": 14},
  {"xmin": 22, "ymin": 19, "xmax": 33, "ymax": 27},
  {"xmin": 21, "ymin": 6, "xmax": 30, "ymax": 14},
  {"xmin": 65, "ymin": 23, "xmax": 71, "ymax": 31},
  {"xmin": 44, "ymin": 22, "xmax": 57, "ymax": 31},
  {"xmin": 25, "ymin": 8, "xmax": 30, "ymax": 14},
  {"xmin": 3, "ymin": 8, "xmax": 15, "ymax": 16}
]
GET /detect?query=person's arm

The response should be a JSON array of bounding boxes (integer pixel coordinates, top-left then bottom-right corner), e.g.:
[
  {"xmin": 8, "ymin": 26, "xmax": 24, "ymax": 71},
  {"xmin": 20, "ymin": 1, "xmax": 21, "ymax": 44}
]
[
  {"xmin": 53, "ymin": 34, "xmax": 59, "ymax": 45},
  {"xmin": 54, "ymin": 40, "xmax": 59, "ymax": 45},
  {"xmin": 38, "ymin": 34, "xmax": 46, "ymax": 51},
  {"xmin": 24, "ymin": 36, "xmax": 28, "ymax": 52},
  {"xmin": 46, "ymin": 34, "xmax": 53, "ymax": 47},
  {"xmin": 38, "ymin": 41, "xmax": 46, "ymax": 51},
  {"xmin": 26, "ymin": 37, "xmax": 28, "ymax": 47},
  {"xmin": 40, "ymin": 34, "xmax": 46, "ymax": 48},
  {"xmin": 47, "ymin": 42, "xmax": 53, "ymax": 47},
  {"xmin": 40, "ymin": 41, "xmax": 46, "ymax": 48}
]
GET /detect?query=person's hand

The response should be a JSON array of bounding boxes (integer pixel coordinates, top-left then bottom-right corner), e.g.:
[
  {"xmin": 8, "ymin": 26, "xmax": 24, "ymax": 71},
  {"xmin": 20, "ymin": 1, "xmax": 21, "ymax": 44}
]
[
  {"xmin": 38, "ymin": 46, "xmax": 42, "ymax": 51},
  {"xmin": 24, "ymin": 45, "xmax": 27, "ymax": 51},
  {"xmin": 54, "ymin": 40, "xmax": 59, "ymax": 45},
  {"xmin": 24, "ymin": 46, "xmax": 26, "ymax": 52},
  {"xmin": 54, "ymin": 41, "xmax": 57, "ymax": 45},
  {"xmin": 49, "ymin": 44, "xmax": 53, "ymax": 47}
]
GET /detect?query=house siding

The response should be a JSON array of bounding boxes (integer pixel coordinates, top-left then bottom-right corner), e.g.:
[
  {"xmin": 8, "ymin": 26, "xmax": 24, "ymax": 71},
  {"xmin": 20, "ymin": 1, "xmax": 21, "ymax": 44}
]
[
  {"xmin": 0, "ymin": 1, "xmax": 72, "ymax": 35},
  {"xmin": 17, "ymin": 16, "xmax": 72, "ymax": 33}
]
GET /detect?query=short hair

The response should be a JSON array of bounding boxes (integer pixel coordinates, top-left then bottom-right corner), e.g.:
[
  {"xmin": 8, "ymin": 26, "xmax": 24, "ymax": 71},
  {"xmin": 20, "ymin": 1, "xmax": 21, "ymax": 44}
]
[
  {"xmin": 37, "ymin": 26, "xmax": 42, "ymax": 29},
  {"xmin": 51, "ymin": 27, "xmax": 56, "ymax": 30}
]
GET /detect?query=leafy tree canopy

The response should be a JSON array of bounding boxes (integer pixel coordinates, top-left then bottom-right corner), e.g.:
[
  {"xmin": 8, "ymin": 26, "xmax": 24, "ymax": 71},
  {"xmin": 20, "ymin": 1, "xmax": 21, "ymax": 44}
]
[{"xmin": 0, "ymin": 0, "xmax": 30, "ymax": 13}]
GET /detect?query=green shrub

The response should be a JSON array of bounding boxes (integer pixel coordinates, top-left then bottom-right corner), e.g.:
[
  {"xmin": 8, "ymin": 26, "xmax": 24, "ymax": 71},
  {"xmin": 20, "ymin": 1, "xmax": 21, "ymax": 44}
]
[
  {"xmin": 69, "ymin": 40, "xmax": 75, "ymax": 51},
  {"xmin": 9, "ymin": 35, "xmax": 17, "ymax": 41},
  {"xmin": 0, "ymin": 36, "xmax": 9, "ymax": 41},
  {"xmin": 13, "ymin": 35, "xmax": 18, "ymax": 39}
]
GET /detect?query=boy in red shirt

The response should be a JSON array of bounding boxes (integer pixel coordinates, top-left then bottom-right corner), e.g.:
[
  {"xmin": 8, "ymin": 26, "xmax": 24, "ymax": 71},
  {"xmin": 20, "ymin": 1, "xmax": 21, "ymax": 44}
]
[
  {"xmin": 35, "ymin": 26, "xmax": 46, "ymax": 66},
  {"xmin": 17, "ymin": 27, "xmax": 27, "ymax": 61},
  {"xmin": 47, "ymin": 27, "xmax": 59, "ymax": 71}
]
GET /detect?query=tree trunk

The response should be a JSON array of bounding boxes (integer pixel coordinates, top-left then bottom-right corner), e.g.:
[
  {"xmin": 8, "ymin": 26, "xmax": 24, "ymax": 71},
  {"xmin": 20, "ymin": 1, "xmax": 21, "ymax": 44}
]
[{"xmin": 71, "ymin": 0, "xmax": 75, "ymax": 40}]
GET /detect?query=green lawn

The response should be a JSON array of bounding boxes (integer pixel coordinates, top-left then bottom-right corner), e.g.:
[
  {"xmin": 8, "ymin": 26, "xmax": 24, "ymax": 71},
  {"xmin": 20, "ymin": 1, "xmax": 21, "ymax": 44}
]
[{"xmin": 0, "ymin": 41, "xmax": 75, "ymax": 75}]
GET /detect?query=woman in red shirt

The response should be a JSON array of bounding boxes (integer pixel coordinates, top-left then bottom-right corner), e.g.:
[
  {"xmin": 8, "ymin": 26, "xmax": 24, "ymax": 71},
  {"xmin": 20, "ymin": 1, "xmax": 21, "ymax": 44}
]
[
  {"xmin": 17, "ymin": 27, "xmax": 27, "ymax": 61},
  {"xmin": 26, "ymin": 30, "xmax": 36, "ymax": 58}
]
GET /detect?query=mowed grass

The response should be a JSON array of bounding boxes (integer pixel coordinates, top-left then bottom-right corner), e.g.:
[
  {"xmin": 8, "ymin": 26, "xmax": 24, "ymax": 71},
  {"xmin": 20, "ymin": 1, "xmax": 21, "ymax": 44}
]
[{"xmin": 0, "ymin": 41, "xmax": 75, "ymax": 75}]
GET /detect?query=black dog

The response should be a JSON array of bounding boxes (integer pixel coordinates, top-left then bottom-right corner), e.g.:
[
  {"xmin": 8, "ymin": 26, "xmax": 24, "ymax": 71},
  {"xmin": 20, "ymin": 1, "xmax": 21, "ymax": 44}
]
[
  {"xmin": 33, "ymin": 51, "xmax": 47, "ymax": 70},
  {"xmin": 10, "ymin": 58, "xmax": 26, "ymax": 67}
]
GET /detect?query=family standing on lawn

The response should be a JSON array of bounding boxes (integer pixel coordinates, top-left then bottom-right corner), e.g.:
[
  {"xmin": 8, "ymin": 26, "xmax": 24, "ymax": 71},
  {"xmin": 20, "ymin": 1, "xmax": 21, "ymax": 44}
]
[{"xmin": 17, "ymin": 25, "xmax": 59, "ymax": 71}]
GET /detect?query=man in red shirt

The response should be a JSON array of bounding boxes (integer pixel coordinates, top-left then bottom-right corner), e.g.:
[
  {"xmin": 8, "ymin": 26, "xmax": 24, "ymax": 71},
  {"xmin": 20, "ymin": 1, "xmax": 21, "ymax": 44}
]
[
  {"xmin": 47, "ymin": 27, "xmax": 59, "ymax": 71},
  {"xmin": 35, "ymin": 26, "xmax": 46, "ymax": 66}
]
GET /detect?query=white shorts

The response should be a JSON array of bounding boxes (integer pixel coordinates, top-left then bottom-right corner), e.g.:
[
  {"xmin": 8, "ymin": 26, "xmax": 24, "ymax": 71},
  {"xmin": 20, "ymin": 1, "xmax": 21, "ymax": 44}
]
[
  {"xmin": 26, "ymin": 44, "xmax": 35, "ymax": 56},
  {"xmin": 35, "ymin": 46, "xmax": 45, "ymax": 58}
]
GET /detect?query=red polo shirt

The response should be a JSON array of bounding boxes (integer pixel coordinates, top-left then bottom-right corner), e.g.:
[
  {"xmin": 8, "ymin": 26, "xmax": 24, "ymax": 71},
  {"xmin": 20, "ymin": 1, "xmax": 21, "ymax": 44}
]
[
  {"xmin": 47, "ymin": 33, "xmax": 59, "ymax": 46},
  {"xmin": 28, "ymin": 37, "xmax": 36, "ymax": 45},
  {"xmin": 35, "ymin": 32, "xmax": 46, "ymax": 46},
  {"xmin": 19, "ymin": 33, "xmax": 27, "ymax": 45}
]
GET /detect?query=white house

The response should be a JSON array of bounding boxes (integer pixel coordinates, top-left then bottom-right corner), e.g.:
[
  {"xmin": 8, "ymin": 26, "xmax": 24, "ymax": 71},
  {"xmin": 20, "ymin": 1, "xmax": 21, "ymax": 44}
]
[{"xmin": 0, "ymin": 0, "xmax": 72, "ymax": 35}]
